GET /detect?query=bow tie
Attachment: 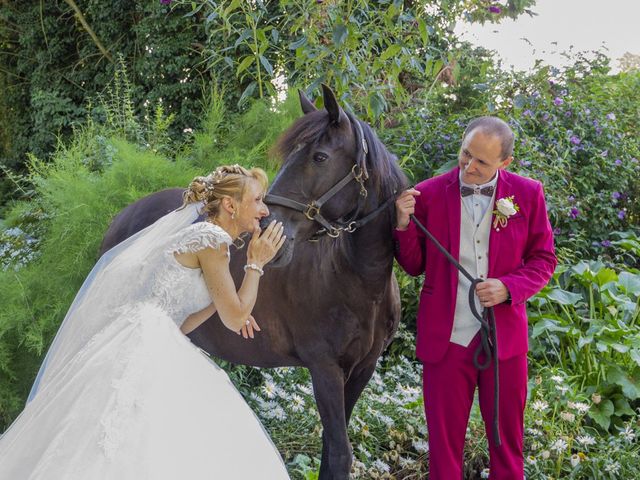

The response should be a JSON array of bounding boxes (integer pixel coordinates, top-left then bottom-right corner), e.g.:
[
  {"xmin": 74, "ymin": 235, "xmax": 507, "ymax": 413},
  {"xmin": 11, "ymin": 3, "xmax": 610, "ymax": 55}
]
[{"xmin": 460, "ymin": 185, "xmax": 495, "ymax": 197}]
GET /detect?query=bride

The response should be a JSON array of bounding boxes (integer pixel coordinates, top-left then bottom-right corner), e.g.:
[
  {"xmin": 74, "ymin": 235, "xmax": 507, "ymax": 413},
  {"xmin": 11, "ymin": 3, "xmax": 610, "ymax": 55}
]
[{"xmin": 0, "ymin": 165, "xmax": 290, "ymax": 479}]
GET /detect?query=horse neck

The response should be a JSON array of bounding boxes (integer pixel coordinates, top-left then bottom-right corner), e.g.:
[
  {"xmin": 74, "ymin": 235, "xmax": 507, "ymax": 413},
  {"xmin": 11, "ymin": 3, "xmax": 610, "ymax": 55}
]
[{"xmin": 350, "ymin": 210, "xmax": 395, "ymax": 287}]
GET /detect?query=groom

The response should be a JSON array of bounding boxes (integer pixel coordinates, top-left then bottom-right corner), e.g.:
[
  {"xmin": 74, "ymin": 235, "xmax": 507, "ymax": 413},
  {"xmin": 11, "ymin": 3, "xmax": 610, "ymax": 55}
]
[{"xmin": 393, "ymin": 116, "xmax": 556, "ymax": 478}]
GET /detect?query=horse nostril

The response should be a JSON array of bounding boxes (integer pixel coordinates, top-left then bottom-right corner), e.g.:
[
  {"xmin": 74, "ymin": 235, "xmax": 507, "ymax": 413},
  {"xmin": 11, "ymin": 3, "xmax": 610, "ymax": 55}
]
[{"xmin": 259, "ymin": 217, "xmax": 272, "ymax": 229}]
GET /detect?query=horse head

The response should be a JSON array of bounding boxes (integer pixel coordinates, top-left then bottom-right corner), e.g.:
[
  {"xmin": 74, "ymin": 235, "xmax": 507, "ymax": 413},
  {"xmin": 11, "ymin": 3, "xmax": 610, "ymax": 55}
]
[{"xmin": 264, "ymin": 84, "xmax": 406, "ymax": 269}]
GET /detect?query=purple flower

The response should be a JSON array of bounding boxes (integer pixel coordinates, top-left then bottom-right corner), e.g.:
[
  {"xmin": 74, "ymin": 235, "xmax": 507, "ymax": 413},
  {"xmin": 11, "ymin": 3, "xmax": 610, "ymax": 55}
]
[
  {"xmin": 519, "ymin": 159, "xmax": 531, "ymax": 167},
  {"xmin": 489, "ymin": 6, "xmax": 502, "ymax": 14},
  {"xmin": 615, "ymin": 159, "xmax": 622, "ymax": 166},
  {"xmin": 399, "ymin": 136, "xmax": 406, "ymax": 142},
  {"xmin": 606, "ymin": 112, "xmax": 616, "ymax": 121},
  {"xmin": 618, "ymin": 210, "xmax": 626, "ymax": 220},
  {"xmin": 570, "ymin": 207, "xmax": 580, "ymax": 219},
  {"xmin": 564, "ymin": 110, "xmax": 572, "ymax": 117},
  {"xmin": 554, "ymin": 97, "xmax": 564, "ymax": 106},
  {"xmin": 523, "ymin": 109, "xmax": 533, "ymax": 117},
  {"xmin": 542, "ymin": 113, "xmax": 550, "ymax": 121},
  {"xmin": 601, "ymin": 150, "xmax": 608, "ymax": 158},
  {"xmin": 560, "ymin": 89, "xmax": 568, "ymax": 96},
  {"xmin": 612, "ymin": 191, "xmax": 621, "ymax": 200},
  {"xmin": 584, "ymin": 108, "xmax": 591, "ymax": 115},
  {"xmin": 160, "ymin": 0, "xmax": 172, "ymax": 4},
  {"xmin": 601, "ymin": 240, "xmax": 612, "ymax": 247},
  {"xmin": 592, "ymin": 119, "xmax": 599, "ymax": 127},
  {"xmin": 568, "ymin": 195, "xmax": 576, "ymax": 203},
  {"xmin": 553, "ymin": 227, "xmax": 562, "ymax": 235},
  {"xmin": 596, "ymin": 127, "xmax": 603, "ymax": 135},
  {"xmin": 570, "ymin": 135, "xmax": 581, "ymax": 145}
]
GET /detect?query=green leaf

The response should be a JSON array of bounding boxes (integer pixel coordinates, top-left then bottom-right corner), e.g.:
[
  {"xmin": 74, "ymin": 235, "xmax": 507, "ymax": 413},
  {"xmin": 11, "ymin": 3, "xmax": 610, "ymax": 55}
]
[
  {"xmin": 607, "ymin": 365, "xmax": 640, "ymax": 400},
  {"xmin": 631, "ymin": 349, "xmax": 640, "ymax": 367},
  {"xmin": 223, "ymin": 0, "xmax": 242, "ymax": 17},
  {"xmin": 619, "ymin": 272, "xmax": 640, "ymax": 296},
  {"xmin": 595, "ymin": 267, "xmax": 617, "ymax": 287},
  {"xmin": 588, "ymin": 399, "xmax": 614, "ymax": 430},
  {"xmin": 237, "ymin": 81, "xmax": 257, "ymax": 107},
  {"xmin": 258, "ymin": 55, "xmax": 273, "ymax": 76},
  {"xmin": 234, "ymin": 29, "xmax": 253, "ymax": 48},
  {"xmin": 236, "ymin": 55, "xmax": 255, "ymax": 76},
  {"xmin": 577, "ymin": 335, "xmax": 593, "ymax": 349},
  {"xmin": 613, "ymin": 396, "xmax": 635, "ymax": 416},
  {"xmin": 380, "ymin": 44, "xmax": 402, "ymax": 62},
  {"xmin": 531, "ymin": 318, "xmax": 570, "ymax": 338},
  {"xmin": 289, "ymin": 37, "xmax": 307, "ymax": 50},
  {"xmin": 546, "ymin": 288, "xmax": 582, "ymax": 305},
  {"xmin": 368, "ymin": 91, "xmax": 387, "ymax": 118},
  {"xmin": 333, "ymin": 23, "xmax": 348, "ymax": 46},
  {"xmin": 513, "ymin": 94, "xmax": 527, "ymax": 109},
  {"xmin": 271, "ymin": 28, "xmax": 279, "ymax": 44},
  {"xmin": 418, "ymin": 18, "xmax": 429, "ymax": 46}
]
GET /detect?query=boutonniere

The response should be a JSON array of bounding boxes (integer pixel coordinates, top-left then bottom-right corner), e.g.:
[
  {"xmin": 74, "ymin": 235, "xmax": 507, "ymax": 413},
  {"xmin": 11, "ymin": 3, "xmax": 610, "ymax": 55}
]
[{"xmin": 493, "ymin": 196, "xmax": 519, "ymax": 231}]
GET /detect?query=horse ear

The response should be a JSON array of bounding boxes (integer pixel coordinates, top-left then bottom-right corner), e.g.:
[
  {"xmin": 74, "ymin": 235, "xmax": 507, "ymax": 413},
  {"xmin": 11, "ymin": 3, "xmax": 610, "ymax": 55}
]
[
  {"xmin": 321, "ymin": 83, "xmax": 345, "ymax": 125},
  {"xmin": 298, "ymin": 90, "xmax": 317, "ymax": 114}
]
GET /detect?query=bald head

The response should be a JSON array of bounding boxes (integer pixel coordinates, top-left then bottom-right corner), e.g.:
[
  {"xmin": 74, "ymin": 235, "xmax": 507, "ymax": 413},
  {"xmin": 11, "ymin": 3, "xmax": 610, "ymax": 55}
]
[{"xmin": 463, "ymin": 116, "xmax": 514, "ymax": 160}]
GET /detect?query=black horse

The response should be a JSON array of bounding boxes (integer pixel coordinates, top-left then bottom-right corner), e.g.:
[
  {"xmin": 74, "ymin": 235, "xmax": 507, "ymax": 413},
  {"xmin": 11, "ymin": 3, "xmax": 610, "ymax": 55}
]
[{"xmin": 100, "ymin": 85, "xmax": 408, "ymax": 479}]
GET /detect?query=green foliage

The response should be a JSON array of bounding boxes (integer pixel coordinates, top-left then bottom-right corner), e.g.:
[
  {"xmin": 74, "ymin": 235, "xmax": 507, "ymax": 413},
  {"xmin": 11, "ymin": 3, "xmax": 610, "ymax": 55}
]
[
  {"xmin": 529, "ymin": 260, "xmax": 640, "ymax": 431},
  {"xmin": 182, "ymin": 0, "xmax": 534, "ymax": 118},
  {"xmin": 524, "ymin": 368, "xmax": 640, "ymax": 479},
  {"xmin": 0, "ymin": 0, "xmax": 208, "ymax": 191},
  {"xmin": 0, "ymin": 130, "xmax": 200, "ymax": 428}
]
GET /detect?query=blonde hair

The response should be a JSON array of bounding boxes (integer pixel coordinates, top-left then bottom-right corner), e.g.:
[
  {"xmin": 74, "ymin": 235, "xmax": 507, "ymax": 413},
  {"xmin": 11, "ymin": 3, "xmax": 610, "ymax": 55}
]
[{"xmin": 182, "ymin": 164, "xmax": 268, "ymax": 219}]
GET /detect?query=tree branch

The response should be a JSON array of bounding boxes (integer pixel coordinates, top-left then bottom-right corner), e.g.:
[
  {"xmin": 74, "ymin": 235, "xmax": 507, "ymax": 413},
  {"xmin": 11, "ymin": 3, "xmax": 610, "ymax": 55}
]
[{"xmin": 63, "ymin": 0, "xmax": 114, "ymax": 63}]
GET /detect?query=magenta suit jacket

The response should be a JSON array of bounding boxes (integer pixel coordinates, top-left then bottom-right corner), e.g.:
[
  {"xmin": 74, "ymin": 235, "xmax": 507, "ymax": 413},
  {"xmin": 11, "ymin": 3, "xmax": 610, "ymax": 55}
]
[{"xmin": 394, "ymin": 167, "xmax": 557, "ymax": 363}]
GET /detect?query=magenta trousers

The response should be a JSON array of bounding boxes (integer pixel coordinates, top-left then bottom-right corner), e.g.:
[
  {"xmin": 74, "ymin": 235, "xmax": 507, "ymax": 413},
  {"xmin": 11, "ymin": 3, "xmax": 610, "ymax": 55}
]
[{"xmin": 422, "ymin": 334, "xmax": 528, "ymax": 479}]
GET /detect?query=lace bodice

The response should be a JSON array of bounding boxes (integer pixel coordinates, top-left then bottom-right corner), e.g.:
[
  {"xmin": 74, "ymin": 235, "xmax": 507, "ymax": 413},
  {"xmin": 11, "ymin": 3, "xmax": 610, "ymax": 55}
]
[{"xmin": 147, "ymin": 222, "xmax": 232, "ymax": 326}]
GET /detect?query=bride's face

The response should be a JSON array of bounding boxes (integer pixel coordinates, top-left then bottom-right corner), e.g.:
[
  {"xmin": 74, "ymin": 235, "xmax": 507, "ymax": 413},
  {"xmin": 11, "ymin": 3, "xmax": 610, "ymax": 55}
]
[{"xmin": 236, "ymin": 178, "xmax": 269, "ymax": 233}]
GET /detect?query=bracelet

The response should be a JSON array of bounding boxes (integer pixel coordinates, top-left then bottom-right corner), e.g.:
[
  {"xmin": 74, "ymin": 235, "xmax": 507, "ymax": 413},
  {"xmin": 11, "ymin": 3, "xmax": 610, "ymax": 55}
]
[{"xmin": 243, "ymin": 263, "xmax": 264, "ymax": 276}]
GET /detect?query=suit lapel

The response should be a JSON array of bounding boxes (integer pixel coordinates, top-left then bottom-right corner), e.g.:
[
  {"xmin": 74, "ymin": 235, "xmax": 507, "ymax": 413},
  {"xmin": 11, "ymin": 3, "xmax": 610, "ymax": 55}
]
[
  {"xmin": 488, "ymin": 170, "xmax": 512, "ymax": 275},
  {"xmin": 445, "ymin": 168, "xmax": 461, "ymax": 296}
]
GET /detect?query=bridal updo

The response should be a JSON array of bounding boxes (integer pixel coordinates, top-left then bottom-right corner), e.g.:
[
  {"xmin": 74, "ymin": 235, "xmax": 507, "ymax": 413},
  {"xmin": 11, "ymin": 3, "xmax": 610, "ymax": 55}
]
[{"xmin": 182, "ymin": 164, "xmax": 268, "ymax": 219}]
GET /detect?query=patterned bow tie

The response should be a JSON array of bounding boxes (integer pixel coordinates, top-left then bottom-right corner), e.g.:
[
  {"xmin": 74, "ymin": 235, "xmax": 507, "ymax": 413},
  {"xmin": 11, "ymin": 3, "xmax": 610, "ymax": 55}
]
[{"xmin": 460, "ymin": 185, "xmax": 495, "ymax": 197}]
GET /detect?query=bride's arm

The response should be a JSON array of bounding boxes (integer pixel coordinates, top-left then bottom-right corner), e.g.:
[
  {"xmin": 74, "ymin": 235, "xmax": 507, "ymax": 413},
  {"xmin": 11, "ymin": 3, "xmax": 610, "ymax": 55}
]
[
  {"xmin": 196, "ymin": 222, "xmax": 284, "ymax": 333},
  {"xmin": 196, "ymin": 244, "xmax": 263, "ymax": 332},
  {"xmin": 180, "ymin": 304, "xmax": 216, "ymax": 335}
]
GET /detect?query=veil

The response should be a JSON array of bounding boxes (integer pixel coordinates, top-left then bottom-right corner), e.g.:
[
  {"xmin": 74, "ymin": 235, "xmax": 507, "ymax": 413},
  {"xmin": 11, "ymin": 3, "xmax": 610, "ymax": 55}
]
[{"xmin": 27, "ymin": 201, "xmax": 202, "ymax": 402}]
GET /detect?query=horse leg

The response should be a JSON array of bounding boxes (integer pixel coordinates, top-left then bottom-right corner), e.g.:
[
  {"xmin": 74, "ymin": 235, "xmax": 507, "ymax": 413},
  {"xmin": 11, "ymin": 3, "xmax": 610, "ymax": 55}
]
[
  {"xmin": 310, "ymin": 363, "xmax": 351, "ymax": 480},
  {"xmin": 343, "ymin": 358, "xmax": 378, "ymax": 426}
]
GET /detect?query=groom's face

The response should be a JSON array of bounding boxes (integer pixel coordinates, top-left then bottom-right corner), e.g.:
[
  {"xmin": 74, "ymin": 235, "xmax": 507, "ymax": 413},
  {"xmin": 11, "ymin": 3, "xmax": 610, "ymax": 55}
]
[{"xmin": 458, "ymin": 129, "xmax": 513, "ymax": 185}]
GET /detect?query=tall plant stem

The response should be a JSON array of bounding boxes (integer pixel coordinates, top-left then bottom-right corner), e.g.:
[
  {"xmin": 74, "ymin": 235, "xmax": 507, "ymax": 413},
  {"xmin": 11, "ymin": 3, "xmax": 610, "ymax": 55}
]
[{"xmin": 63, "ymin": 0, "xmax": 114, "ymax": 64}]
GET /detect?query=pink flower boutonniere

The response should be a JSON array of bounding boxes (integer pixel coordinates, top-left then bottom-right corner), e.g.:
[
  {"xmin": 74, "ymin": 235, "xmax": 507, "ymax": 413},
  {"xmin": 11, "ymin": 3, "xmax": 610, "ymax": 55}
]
[{"xmin": 493, "ymin": 196, "xmax": 520, "ymax": 231}]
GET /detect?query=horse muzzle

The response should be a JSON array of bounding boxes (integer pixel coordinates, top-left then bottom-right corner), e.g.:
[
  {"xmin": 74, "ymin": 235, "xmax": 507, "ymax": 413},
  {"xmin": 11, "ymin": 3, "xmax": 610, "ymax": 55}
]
[{"xmin": 259, "ymin": 215, "xmax": 295, "ymax": 268}]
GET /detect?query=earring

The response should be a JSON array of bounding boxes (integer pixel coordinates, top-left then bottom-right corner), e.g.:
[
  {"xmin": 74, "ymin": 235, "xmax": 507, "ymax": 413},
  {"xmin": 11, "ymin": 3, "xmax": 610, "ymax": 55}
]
[{"xmin": 231, "ymin": 211, "xmax": 235, "ymax": 220}]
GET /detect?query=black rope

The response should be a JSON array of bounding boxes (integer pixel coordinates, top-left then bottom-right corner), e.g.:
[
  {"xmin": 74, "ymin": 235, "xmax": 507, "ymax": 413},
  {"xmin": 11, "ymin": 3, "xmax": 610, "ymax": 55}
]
[{"xmin": 409, "ymin": 213, "xmax": 501, "ymax": 447}]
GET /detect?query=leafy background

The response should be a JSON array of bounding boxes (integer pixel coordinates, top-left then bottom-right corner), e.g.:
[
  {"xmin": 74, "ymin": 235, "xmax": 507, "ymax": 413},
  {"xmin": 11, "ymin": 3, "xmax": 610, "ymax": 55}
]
[{"xmin": 1, "ymin": 1, "xmax": 639, "ymax": 478}]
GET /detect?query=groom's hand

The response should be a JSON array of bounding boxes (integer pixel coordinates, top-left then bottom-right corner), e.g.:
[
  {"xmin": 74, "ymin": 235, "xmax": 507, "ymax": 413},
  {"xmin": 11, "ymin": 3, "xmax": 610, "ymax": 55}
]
[
  {"xmin": 237, "ymin": 314, "xmax": 261, "ymax": 339},
  {"xmin": 475, "ymin": 279, "xmax": 509, "ymax": 307}
]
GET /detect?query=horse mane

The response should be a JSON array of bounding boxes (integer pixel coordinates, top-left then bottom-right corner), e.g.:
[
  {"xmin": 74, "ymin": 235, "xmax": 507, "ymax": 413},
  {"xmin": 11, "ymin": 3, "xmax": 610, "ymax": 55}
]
[{"xmin": 357, "ymin": 117, "xmax": 408, "ymax": 201}]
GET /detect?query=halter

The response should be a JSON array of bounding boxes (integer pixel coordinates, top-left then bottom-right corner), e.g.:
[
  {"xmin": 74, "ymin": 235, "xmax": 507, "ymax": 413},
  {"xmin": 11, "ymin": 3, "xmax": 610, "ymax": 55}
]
[{"xmin": 264, "ymin": 112, "xmax": 394, "ymax": 240}]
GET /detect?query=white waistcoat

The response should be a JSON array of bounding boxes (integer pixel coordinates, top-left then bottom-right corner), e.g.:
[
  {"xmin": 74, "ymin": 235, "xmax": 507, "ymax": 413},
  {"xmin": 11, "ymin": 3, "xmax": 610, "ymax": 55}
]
[{"xmin": 450, "ymin": 196, "xmax": 494, "ymax": 346}]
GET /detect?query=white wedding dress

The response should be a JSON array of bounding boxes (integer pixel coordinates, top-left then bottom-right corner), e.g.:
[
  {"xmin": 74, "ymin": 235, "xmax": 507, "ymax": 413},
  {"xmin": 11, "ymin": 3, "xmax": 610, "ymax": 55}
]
[{"xmin": 0, "ymin": 204, "xmax": 290, "ymax": 480}]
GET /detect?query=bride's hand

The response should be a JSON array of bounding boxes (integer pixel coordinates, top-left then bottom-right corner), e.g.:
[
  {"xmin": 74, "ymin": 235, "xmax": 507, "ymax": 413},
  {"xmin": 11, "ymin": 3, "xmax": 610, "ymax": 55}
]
[
  {"xmin": 236, "ymin": 315, "xmax": 261, "ymax": 339},
  {"xmin": 247, "ymin": 220, "xmax": 286, "ymax": 268}
]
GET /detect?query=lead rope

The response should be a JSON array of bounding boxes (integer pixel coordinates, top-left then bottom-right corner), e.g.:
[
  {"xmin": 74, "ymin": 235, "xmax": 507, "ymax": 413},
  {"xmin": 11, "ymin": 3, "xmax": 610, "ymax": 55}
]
[{"xmin": 409, "ymin": 213, "xmax": 501, "ymax": 447}]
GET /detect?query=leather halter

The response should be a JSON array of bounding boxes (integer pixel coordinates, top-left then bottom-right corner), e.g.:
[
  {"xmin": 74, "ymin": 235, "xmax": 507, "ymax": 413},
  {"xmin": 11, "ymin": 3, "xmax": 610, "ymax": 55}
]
[{"xmin": 265, "ymin": 112, "xmax": 394, "ymax": 240}]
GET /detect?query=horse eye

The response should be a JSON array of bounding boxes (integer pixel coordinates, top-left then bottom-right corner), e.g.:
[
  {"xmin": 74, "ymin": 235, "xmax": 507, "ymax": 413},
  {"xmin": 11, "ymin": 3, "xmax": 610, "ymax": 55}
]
[{"xmin": 313, "ymin": 152, "xmax": 329, "ymax": 163}]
